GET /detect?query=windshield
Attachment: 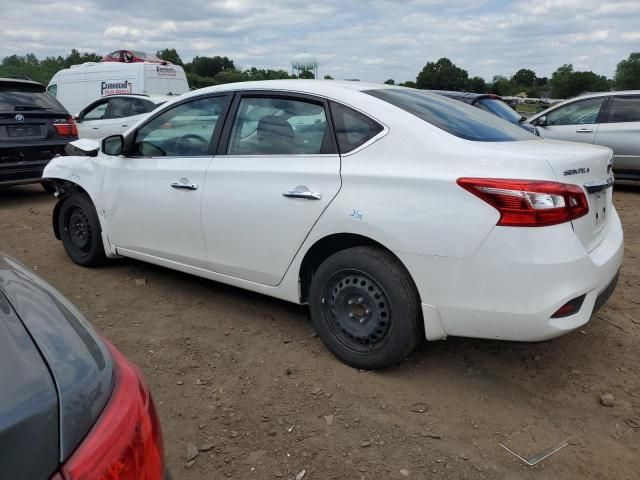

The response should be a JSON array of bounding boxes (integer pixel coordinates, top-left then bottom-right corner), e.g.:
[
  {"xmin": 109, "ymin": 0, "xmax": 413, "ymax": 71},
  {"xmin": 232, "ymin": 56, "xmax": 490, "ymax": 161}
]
[
  {"xmin": 366, "ymin": 88, "xmax": 533, "ymax": 142},
  {"xmin": 0, "ymin": 84, "xmax": 66, "ymax": 112},
  {"xmin": 474, "ymin": 97, "xmax": 522, "ymax": 124}
]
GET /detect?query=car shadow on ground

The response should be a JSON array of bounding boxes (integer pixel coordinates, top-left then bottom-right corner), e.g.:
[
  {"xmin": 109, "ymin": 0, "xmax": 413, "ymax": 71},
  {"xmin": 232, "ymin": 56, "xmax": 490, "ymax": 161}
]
[
  {"xmin": 102, "ymin": 254, "xmax": 608, "ymax": 382},
  {"xmin": 0, "ymin": 184, "xmax": 49, "ymax": 206}
]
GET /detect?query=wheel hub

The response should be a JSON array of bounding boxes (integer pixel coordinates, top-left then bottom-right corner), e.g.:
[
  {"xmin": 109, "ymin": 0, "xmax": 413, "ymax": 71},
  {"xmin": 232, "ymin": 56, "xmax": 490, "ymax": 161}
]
[
  {"xmin": 68, "ymin": 209, "xmax": 91, "ymax": 250},
  {"xmin": 326, "ymin": 272, "xmax": 391, "ymax": 347}
]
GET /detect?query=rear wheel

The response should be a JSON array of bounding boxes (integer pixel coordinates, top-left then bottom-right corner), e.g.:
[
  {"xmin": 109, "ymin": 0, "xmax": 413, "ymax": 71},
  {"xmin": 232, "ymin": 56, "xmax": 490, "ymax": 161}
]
[
  {"xmin": 309, "ymin": 246, "xmax": 422, "ymax": 370},
  {"xmin": 58, "ymin": 194, "xmax": 106, "ymax": 267}
]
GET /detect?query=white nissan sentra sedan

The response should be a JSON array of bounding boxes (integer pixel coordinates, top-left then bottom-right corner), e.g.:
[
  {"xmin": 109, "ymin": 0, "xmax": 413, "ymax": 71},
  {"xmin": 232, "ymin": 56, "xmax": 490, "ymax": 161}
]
[{"xmin": 43, "ymin": 80, "xmax": 623, "ymax": 370}]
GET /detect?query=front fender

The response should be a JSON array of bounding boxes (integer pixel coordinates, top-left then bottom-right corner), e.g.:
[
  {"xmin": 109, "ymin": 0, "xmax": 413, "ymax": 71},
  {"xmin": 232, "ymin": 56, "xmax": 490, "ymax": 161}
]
[
  {"xmin": 43, "ymin": 155, "xmax": 104, "ymax": 200},
  {"xmin": 43, "ymin": 155, "xmax": 117, "ymax": 257}
]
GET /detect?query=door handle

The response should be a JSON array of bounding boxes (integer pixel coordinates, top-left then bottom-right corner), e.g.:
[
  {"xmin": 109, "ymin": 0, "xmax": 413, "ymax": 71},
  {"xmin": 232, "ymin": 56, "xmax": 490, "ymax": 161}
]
[
  {"xmin": 171, "ymin": 181, "xmax": 198, "ymax": 190},
  {"xmin": 92, "ymin": 127, "xmax": 99, "ymax": 130},
  {"xmin": 282, "ymin": 187, "xmax": 322, "ymax": 200},
  {"xmin": 576, "ymin": 128, "xmax": 593, "ymax": 133},
  {"xmin": 121, "ymin": 124, "xmax": 128, "ymax": 128}
]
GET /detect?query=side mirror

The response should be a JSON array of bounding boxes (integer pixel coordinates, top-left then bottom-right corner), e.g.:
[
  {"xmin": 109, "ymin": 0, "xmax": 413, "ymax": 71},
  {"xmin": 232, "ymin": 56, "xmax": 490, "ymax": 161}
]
[
  {"xmin": 64, "ymin": 139, "xmax": 99, "ymax": 157},
  {"xmin": 536, "ymin": 115, "xmax": 548, "ymax": 127},
  {"xmin": 73, "ymin": 115, "xmax": 82, "ymax": 123},
  {"xmin": 102, "ymin": 135, "xmax": 124, "ymax": 156}
]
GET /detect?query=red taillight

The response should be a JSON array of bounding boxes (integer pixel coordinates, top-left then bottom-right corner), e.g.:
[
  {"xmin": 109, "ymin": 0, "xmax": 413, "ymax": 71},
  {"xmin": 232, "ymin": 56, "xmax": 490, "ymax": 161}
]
[
  {"xmin": 58, "ymin": 340, "xmax": 164, "ymax": 480},
  {"xmin": 53, "ymin": 116, "xmax": 78, "ymax": 138},
  {"xmin": 457, "ymin": 178, "xmax": 589, "ymax": 227}
]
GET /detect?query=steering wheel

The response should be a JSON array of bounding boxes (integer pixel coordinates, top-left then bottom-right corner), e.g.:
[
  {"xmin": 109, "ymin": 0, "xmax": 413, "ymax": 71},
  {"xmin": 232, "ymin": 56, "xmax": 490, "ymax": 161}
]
[{"xmin": 175, "ymin": 134, "xmax": 209, "ymax": 155}]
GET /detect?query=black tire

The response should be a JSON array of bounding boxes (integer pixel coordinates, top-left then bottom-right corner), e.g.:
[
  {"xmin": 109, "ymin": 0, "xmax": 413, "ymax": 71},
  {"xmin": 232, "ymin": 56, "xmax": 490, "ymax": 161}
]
[
  {"xmin": 58, "ymin": 194, "xmax": 107, "ymax": 267},
  {"xmin": 41, "ymin": 180, "xmax": 56, "ymax": 194},
  {"xmin": 309, "ymin": 246, "xmax": 422, "ymax": 370}
]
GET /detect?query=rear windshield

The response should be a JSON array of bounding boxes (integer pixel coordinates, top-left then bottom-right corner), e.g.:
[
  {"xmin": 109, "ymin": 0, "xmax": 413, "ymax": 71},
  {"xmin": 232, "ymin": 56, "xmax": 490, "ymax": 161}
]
[
  {"xmin": 0, "ymin": 84, "xmax": 67, "ymax": 112},
  {"xmin": 474, "ymin": 97, "xmax": 522, "ymax": 124},
  {"xmin": 365, "ymin": 88, "xmax": 533, "ymax": 142}
]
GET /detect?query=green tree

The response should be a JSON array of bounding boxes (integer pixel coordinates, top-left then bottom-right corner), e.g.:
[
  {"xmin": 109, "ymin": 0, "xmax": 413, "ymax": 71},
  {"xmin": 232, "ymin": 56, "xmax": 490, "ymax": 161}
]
[
  {"xmin": 156, "ymin": 48, "xmax": 183, "ymax": 66},
  {"xmin": 416, "ymin": 57, "xmax": 468, "ymax": 91},
  {"xmin": 489, "ymin": 75, "xmax": 513, "ymax": 96},
  {"xmin": 550, "ymin": 64, "xmax": 610, "ymax": 98},
  {"xmin": 187, "ymin": 56, "xmax": 235, "ymax": 78},
  {"xmin": 384, "ymin": 79, "xmax": 395, "ymax": 85},
  {"xmin": 63, "ymin": 49, "xmax": 101, "ymax": 68},
  {"xmin": 323, "ymin": 74, "xmax": 334, "ymax": 80},
  {"xmin": 298, "ymin": 69, "xmax": 315, "ymax": 79},
  {"xmin": 614, "ymin": 52, "xmax": 640, "ymax": 90},
  {"xmin": 511, "ymin": 68, "xmax": 536, "ymax": 87},
  {"xmin": 399, "ymin": 80, "xmax": 416, "ymax": 88},
  {"xmin": 467, "ymin": 76, "xmax": 487, "ymax": 93}
]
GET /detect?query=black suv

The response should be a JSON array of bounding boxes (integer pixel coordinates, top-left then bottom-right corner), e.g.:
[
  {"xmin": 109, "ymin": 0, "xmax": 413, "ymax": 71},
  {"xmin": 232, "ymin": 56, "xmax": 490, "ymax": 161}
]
[
  {"xmin": 1, "ymin": 78, "xmax": 78, "ymax": 191},
  {"xmin": 431, "ymin": 90, "xmax": 539, "ymax": 135}
]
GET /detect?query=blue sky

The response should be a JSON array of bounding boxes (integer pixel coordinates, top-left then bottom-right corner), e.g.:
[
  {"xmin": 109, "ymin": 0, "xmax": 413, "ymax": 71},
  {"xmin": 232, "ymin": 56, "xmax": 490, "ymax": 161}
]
[{"xmin": 1, "ymin": 0, "xmax": 638, "ymax": 82}]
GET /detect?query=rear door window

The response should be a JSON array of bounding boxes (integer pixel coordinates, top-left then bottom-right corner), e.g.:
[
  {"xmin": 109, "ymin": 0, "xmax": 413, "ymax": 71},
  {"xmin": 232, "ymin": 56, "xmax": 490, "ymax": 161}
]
[
  {"xmin": 227, "ymin": 96, "xmax": 332, "ymax": 155},
  {"xmin": 104, "ymin": 97, "xmax": 133, "ymax": 119},
  {"xmin": 546, "ymin": 97, "xmax": 605, "ymax": 126},
  {"xmin": 605, "ymin": 95, "xmax": 640, "ymax": 123},
  {"xmin": 330, "ymin": 101, "xmax": 383, "ymax": 153}
]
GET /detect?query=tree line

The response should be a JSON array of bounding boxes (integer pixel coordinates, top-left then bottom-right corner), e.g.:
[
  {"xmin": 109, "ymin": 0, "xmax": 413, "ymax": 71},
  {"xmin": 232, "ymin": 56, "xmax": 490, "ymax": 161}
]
[
  {"xmin": 1, "ymin": 48, "xmax": 639, "ymax": 100},
  {"xmin": 387, "ymin": 53, "xmax": 640, "ymax": 99}
]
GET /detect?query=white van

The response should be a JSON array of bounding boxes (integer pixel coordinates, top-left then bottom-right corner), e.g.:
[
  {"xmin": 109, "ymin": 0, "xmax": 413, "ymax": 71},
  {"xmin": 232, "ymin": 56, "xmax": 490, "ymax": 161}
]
[{"xmin": 47, "ymin": 62, "xmax": 190, "ymax": 115}]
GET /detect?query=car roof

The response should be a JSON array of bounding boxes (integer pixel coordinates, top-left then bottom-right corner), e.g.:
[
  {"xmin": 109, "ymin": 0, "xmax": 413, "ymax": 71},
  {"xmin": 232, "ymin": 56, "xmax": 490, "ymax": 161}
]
[
  {"xmin": 529, "ymin": 89, "xmax": 640, "ymax": 121},
  {"xmin": 180, "ymin": 79, "xmax": 397, "ymax": 101},
  {"xmin": 97, "ymin": 93, "xmax": 176, "ymax": 104}
]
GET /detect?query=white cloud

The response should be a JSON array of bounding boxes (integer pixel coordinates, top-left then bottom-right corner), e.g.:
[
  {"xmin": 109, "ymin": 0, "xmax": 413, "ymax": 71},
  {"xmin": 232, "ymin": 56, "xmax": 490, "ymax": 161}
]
[{"xmin": 0, "ymin": 0, "xmax": 638, "ymax": 82}]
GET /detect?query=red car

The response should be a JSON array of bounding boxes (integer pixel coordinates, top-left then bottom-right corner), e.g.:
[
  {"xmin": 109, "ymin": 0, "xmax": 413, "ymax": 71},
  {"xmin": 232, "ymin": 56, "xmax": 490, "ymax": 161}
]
[{"xmin": 102, "ymin": 50, "xmax": 168, "ymax": 64}]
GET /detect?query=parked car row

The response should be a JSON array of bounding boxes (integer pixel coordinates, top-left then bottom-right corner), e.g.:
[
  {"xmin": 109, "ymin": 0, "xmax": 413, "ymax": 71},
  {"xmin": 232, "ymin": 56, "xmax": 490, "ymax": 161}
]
[
  {"xmin": 529, "ymin": 91, "xmax": 640, "ymax": 181},
  {"xmin": 1, "ymin": 61, "xmax": 189, "ymax": 190},
  {"xmin": 1, "ymin": 76, "xmax": 630, "ymax": 479}
]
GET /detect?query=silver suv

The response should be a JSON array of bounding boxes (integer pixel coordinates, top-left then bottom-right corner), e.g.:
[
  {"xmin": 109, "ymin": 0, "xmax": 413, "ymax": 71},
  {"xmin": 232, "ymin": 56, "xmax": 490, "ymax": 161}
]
[{"xmin": 529, "ymin": 91, "xmax": 640, "ymax": 181}]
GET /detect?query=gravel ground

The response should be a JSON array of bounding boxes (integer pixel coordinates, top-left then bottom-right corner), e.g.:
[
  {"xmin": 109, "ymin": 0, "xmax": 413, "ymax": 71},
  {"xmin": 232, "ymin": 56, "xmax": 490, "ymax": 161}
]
[{"xmin": 1, "ymin": 183, "xmax": 639, "ymax": 480}]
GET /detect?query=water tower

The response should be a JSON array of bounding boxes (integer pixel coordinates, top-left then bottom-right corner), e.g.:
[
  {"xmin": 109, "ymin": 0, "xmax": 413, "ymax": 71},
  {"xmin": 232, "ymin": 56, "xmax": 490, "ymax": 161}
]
[{"xmin": 292, "ymin": 52, "xmax": 318, "ymax": 78}]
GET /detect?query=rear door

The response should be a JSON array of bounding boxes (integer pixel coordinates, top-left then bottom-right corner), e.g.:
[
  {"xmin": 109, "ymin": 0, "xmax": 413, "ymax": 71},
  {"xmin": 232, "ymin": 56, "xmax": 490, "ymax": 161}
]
[
  {"xmin": 594, "ymin": 94, "xmax": 640, "ymax": 173},
  {"xmin": 537, "ymin": 96, "xmax": 607, "ymax": 144},
  {"xmin": 201, "ymin": 92, "xmax": 341, "ymax": 285}
]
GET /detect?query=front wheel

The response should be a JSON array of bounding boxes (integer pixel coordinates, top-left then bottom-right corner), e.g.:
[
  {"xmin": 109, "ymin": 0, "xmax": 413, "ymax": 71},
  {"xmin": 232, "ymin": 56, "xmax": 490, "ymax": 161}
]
[
  {"xmin": 58, "ymin": 194, "xmax": 107, "ymax": 267},
  {"xmin": 309, "ymin": 246, "xmax": 422, "ymax": 370}
]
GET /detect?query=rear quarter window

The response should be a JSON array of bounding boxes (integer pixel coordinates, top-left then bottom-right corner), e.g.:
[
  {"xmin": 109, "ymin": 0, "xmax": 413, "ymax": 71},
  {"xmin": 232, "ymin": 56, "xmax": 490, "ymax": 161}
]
[
  {"xmin": 365, "ymin": 88, "xmax": 533, "ymax": 142},
  {"xmin": 330, "ymin": 101, "xmax": 383, "ymax": 153}
]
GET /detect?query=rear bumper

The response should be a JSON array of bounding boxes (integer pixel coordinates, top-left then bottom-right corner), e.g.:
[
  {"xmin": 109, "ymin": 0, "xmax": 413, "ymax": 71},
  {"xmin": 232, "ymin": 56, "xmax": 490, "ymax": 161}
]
[
  {"xmin": 401, "ymin": 206, "xmax": 624, "ymax": 341},
  {"xmin": 1, "ymin": 143, "xmax": 68, "ymax": 186}
]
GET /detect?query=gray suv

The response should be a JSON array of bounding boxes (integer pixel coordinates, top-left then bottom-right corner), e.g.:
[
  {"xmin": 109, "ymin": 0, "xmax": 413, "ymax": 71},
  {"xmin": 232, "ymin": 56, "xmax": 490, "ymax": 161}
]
[{"xmin": 529, "ymin": 91, "xmax": 640, "ymax": 181}]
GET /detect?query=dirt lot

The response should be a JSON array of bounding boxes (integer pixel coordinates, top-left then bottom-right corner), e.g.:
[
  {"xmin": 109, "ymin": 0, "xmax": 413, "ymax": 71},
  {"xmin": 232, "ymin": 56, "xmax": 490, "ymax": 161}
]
[{"xmin": 1, "ymin": 184, "xmax": 639, "ymax": 480}]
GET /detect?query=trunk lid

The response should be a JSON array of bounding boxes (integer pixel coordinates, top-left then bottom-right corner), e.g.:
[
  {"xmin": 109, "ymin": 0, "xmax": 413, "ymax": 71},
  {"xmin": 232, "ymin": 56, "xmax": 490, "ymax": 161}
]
[
  {"xmin": 473, "ymin": 138, "xmax": 614, "ymax": 252},
  {"xmin": 536, "ymin": 139, "xmax": 614, "ymax": 252}
]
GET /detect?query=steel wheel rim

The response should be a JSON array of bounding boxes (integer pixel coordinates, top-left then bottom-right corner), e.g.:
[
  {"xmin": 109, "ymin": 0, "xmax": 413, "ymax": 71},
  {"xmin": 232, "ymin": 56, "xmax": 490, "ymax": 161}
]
[
  {"xmin": 65, "ymin": 206, "xmax": 92, "ymax": 255},
  {"xmin": 320, "ymin": 269, "xmax": 393, "ymax": 355}
]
